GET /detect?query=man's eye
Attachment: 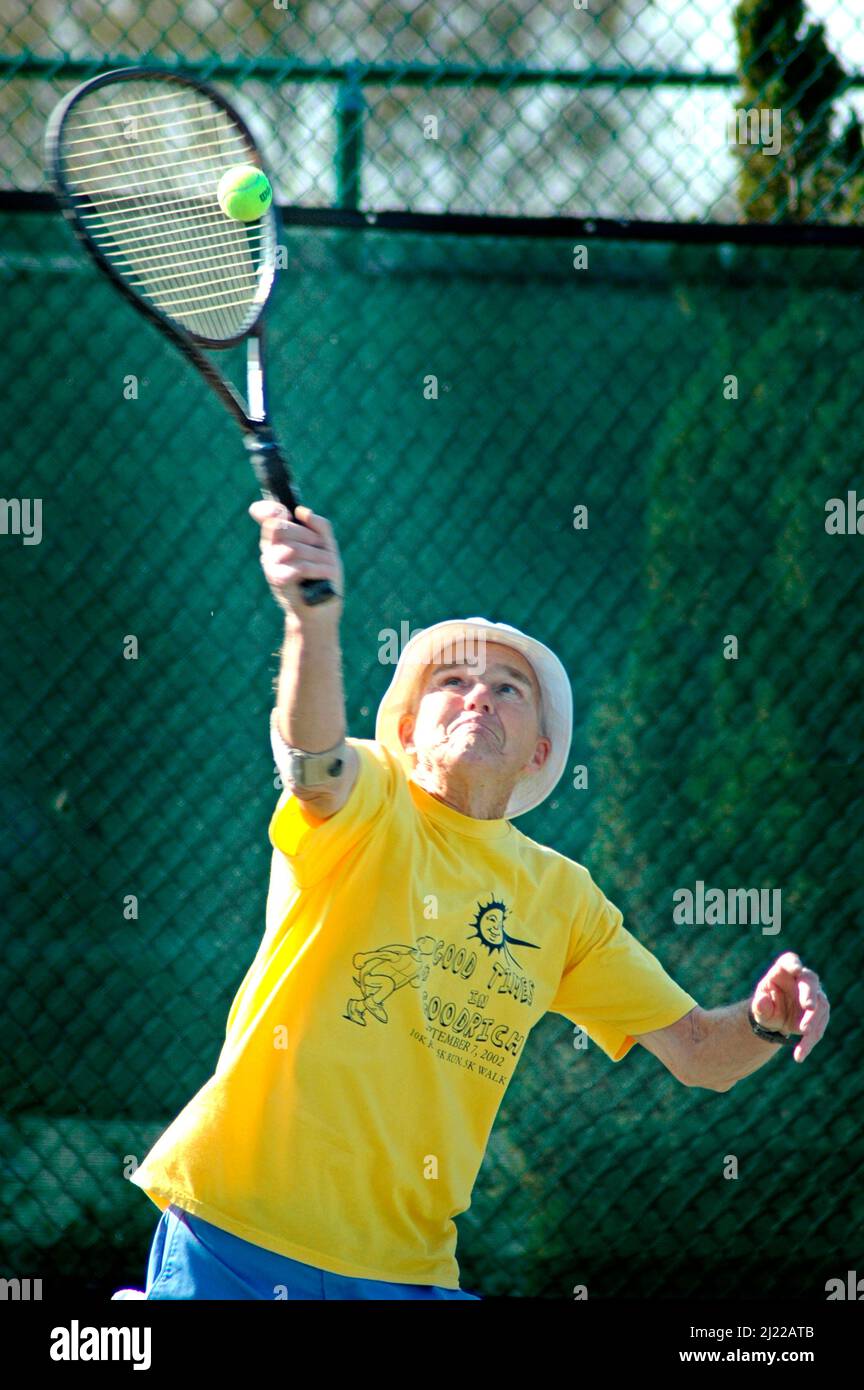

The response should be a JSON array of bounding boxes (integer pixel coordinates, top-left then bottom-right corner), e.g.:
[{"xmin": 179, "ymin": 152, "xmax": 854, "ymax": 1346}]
[{"xmin": 440, "ymin": 675, "xmax": 519, "ymax": 695}]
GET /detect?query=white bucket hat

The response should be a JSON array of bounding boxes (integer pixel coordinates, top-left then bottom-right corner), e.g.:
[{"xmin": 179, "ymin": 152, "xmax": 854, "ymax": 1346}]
[{"xmin": 375, "ymin": 616, "xmax": 573, "ymax": 819}]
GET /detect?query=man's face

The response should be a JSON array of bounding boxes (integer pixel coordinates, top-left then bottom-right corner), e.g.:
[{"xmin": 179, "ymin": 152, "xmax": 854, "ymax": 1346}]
[{"xmin": 397, "ymin": 641, "xmax": 551, "ymax": 793}]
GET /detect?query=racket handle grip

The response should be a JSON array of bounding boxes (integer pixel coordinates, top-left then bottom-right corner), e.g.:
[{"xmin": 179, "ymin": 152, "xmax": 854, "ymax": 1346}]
[{"xmin": 244, "ymin": 433, "xmax": 338, "ymax": 609}]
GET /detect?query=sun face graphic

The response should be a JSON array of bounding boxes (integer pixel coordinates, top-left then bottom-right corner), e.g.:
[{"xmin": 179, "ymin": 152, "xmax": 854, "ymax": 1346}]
[
  {"xmin": 479, "ymin": 905, "xmax": 505, "ymax": 946},
  {"xmin": 468, "ymin": 896, "xmax": 539, "ymax": 968}
]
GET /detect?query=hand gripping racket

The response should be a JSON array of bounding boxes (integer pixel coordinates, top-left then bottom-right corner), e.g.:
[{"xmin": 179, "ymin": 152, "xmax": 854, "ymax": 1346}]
[{"xmin": 45, "ymin": 65, "xmax": 336, "ymax": 607}]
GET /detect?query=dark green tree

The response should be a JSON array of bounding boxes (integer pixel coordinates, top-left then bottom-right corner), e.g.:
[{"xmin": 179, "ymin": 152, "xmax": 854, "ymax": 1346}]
[
  {"xmin": 733, "ymin": 0, "xmax": 864, "ymax": 221},
  {"xmin": 586, "ymin": 260, "xmax": 864, "ymax": 998}
]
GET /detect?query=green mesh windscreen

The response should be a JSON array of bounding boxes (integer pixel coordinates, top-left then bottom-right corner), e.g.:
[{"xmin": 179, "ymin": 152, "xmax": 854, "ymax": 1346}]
[{"xmin": 0, "ymin": 213, "xmax": 861, "ymax": 1297}]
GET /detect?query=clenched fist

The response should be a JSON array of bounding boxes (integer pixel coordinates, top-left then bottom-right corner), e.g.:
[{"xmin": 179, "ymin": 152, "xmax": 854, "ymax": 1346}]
[
  {"xmin": 249, "ymin": 500, "xmax": 344, "ymax": 622},
  {"xmin": 751, "ymin": 951, "xmax": 830, "ymax": 1063}
]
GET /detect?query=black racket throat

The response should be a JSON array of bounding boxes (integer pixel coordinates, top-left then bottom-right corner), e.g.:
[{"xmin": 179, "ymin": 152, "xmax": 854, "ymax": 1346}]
[{"xmin": 45, "ymin": 65, "xmax": 337, "ymax": 609}]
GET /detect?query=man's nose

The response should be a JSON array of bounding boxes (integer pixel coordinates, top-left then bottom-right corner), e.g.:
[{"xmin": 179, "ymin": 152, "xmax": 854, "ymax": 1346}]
[{"xmin": 464, "ymin": 684, "xmax": 493, "ymax": 712}]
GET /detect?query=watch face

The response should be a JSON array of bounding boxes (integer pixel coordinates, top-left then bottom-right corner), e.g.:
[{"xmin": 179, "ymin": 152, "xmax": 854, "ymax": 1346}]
[
  {"xmin": 288, "ymin": 749, "xmax": 341, "ymax": 787},
  {"xmin": 287, "ymin": 756, "xmax": 307, "ymax": 786}
]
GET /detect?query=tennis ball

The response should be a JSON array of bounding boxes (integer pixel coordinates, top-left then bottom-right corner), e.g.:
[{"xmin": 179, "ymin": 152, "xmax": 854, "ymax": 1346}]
[{"xmin": 217, "ymin": 164, "xmax": 272, "ymax": 222}]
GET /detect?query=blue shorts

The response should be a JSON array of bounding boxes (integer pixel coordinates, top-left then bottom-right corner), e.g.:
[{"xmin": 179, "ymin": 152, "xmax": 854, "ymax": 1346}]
[{"xmin": 144, "ymin": 1204, "xmax": 481, "ymax": 1301}]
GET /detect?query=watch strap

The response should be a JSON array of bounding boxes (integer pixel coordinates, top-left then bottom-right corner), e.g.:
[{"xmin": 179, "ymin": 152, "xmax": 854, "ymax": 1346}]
[{"xmin": 747, "ymin": 1004, "xmax": 794, "ymax": 1045}]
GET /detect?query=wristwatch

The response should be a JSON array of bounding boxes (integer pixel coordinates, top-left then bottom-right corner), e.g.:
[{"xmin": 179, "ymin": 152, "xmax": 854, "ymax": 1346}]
[
  {"xmin": 747, "ymin": 1004, "xmax": 794, "ymax": 1045},
  {"xmin": 271, "ymin": 709, "xmax": 346, "ymax": 788},
  {"xmin": 283, "ymin": 740, "xmax": 346, "ymax": 788}
]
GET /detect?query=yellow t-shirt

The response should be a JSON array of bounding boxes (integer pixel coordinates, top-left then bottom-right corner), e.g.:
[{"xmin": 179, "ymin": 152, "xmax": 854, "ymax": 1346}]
[{"xmin": 130, "ymin": 735, "xmax": 698, "ymax": 1289}]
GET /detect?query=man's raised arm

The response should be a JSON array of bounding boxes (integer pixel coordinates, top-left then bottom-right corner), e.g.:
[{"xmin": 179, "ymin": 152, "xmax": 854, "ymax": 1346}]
[{"xmin": 249, "ymin": 500, "xmax": 359, "ymax": 818}]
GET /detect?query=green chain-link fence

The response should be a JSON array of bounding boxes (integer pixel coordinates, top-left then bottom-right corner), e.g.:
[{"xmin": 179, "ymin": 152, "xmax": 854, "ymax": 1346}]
[
  {"xmin": 3, "ymin": 0, "xmax": 864, "ymax": 221},
  {"xmin": 2, "ymin": 215, "xmax": 861, "ymax": 1298},
  {"xmin": 1, "ymin": 1, "xmax": 862, "ymax": 1301}
]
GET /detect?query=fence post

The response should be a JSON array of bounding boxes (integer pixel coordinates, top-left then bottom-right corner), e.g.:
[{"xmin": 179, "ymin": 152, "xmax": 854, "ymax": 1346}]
[{"xmin": 335, "ymin": 61, "xmax": 365, "ymax": 209}]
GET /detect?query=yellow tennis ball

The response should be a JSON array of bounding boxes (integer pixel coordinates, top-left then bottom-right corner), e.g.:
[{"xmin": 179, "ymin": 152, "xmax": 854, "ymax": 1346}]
[{"xmin": 217, "ymin": 164, "xmax": 272, "ymax": 222}]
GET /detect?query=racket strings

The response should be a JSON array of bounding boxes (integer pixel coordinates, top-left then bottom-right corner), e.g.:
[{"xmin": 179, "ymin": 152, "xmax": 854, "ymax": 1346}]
[
  {"xmin": 59, "ymin": 81, "xmax": 274, "ymax": 340},
  {"xmin": 64, "ymin": 103, "xmax": 231, "ymax": 141},
  {"xmin": 82, "ymin": 201, "xmax": 265, "ymax": 237},
  {"xmin": 88, "ymin": 214, "xmax": 265, "ymax": 313},
  {"xmin": 66, "ymin": 134, "xmax": 254, "ymax": 179},
  {"xmin": 65, "ymin": 87, "xmax": 218, "ymax": 116},
  {"xmin": 98, "ymin": 228, "xmax": 262, "ymax": 267},
  {"xmin": 68, "ymin": 93, "xmax": 255, "ymax": 341}
]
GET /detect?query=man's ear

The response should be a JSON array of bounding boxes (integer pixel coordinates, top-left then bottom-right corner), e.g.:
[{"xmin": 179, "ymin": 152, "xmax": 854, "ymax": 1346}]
[
  {"xmin": 532, "ymin": 737, "xmax": 551, "ymax": 771},
  {"xmin": 398, "ymin": 711, "xmax": 416, "ymax": 754}
]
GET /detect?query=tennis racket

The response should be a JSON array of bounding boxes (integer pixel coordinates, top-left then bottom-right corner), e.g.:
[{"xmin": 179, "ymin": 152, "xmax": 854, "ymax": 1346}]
[{"xmin": 45, "ymin": 65, "xmax": 336, "ymax": 608}]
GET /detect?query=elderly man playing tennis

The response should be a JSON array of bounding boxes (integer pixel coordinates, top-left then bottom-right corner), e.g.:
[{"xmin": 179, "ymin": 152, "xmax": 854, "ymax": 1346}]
[{"xmin": 125, "ymin": 501, "xmax": 830, "ymax": 1301}]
